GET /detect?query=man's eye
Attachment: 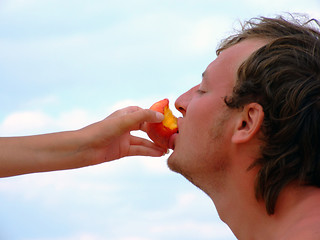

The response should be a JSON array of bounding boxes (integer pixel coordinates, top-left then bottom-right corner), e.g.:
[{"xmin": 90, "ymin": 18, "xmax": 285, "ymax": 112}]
[{"xmin": 196, "ymin": 89, "xmax": 206, "ymax": 95}]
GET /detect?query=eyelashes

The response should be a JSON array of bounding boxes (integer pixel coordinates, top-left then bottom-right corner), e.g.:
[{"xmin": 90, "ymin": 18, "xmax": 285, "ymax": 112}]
[{"xmin": 196, "ymin": 89, "xmax": 206, "ymax": 95}]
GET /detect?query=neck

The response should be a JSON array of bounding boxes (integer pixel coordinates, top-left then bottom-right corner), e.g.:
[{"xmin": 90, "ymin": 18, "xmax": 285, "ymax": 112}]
[
  {"xmin": 207, "ymin": 164, "xmax": 275, "ymax": 240},
  {"xmin": 206, "ymin": 165, "xmax": 320, "ymax": 240}
]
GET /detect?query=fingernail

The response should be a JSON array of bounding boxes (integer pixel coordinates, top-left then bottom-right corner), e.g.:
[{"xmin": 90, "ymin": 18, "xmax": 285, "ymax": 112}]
[
  {"xmin": 162, "ymin": 149, "xmax": 170, "ymax": 156},
  {"xmin": 156, "ymin": 112, "xmax": 164, "ymax": 121}
]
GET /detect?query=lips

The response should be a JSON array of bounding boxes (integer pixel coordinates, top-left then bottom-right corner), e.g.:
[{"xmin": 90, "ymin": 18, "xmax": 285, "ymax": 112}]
[
  {"xmin": 168, "ymin": 132, "xmax": 178, "ymax": 150},
  {"xmin": 168, "ymin": 117, "xmax": 181, "ymax": 150}
]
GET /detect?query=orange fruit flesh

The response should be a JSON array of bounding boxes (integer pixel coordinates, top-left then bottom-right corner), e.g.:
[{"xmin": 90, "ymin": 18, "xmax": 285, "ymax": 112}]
[{"xmin": 163, "ymin": 106, "xmax": 178, "ymax": 130}]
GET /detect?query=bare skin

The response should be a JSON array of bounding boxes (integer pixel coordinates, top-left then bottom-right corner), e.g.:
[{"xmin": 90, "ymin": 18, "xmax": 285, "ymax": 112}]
[
  {"xmin": 0, "ymin": 106, "xmax": 166, "ymax": 177},
  {"xmin": 168, "ymin": 39, "xmax": 320, "ymax": 239}
]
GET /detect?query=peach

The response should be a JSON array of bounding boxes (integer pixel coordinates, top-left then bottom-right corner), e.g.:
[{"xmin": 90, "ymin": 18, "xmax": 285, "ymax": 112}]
[{"xmin": 146, "ymin": 98, "xmax": 178, "ymax": 149}]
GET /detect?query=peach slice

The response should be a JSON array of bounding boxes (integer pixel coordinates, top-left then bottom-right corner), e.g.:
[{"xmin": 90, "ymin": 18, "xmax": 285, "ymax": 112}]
[{"xmin": 146, "ymin": 98, "xmax": 178, "ymax": 149}]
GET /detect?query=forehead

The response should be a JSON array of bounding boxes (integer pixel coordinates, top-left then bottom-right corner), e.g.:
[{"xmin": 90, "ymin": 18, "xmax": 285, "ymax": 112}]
[{"xmin": 203, "ymin": 39, "xmax": 267, "ymax": 88}]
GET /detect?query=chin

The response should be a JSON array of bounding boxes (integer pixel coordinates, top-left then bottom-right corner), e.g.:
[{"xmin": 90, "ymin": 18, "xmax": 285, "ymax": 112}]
[
  {"xmin": 167, "ymin": 154, "xmax": 198, "ymax": 190},
  {"xmin": 167, "ymin": 150, "xmax": 185, "ymax": 175},
  {"xmin": 167, "ymin": 152, "xmax": 179, "ymax": 173}
]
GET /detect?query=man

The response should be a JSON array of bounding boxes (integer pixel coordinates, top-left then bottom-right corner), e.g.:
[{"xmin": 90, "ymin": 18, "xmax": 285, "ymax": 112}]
[
  {"xmin": 168, "ymin": 15, "xmax": 320, "ymax": 239},
  {"xmin": 2, "ymin": 13, "xmax": 319, "ymax": 240}
]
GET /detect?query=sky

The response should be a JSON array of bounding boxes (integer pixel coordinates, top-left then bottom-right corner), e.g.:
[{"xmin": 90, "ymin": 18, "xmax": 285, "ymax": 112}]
[{"xmin": 0, "ymin": 0, "xmax": 319, "ymax": 240}]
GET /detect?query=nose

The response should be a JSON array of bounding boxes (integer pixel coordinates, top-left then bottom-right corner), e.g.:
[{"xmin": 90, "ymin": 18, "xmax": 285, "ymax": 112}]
[{"xmin": 175, "ymin": 85, "xmax": 199, "ymax": 117}]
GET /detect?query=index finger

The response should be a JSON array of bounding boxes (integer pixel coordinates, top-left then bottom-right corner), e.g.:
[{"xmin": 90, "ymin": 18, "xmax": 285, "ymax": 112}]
[{"xmin": 118, "ymin": 108, "xmax": 164, "ymax": 132}]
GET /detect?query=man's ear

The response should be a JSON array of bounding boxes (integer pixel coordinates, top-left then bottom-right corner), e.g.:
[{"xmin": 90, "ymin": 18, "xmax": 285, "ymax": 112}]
[{"xmin": 231, "ymin": 103, "xmax": 264, "ymax": 144}]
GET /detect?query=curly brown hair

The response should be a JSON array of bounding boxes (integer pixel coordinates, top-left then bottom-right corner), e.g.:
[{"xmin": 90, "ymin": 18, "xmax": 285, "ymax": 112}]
[{"xmin": 218, "ymin": 14, "xmax": 320, "ymax": 214}]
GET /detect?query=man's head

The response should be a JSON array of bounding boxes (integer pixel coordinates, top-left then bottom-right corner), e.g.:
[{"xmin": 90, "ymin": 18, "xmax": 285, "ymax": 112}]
[
  {"xmin": 220, "ymin": 14, "xmax": 320, "ymax": 214},
  {"xmin": 168, "ymin": 37, "xmax": 268, "ymax": 195},
  {"xmin": 169, "ymin": 14, "xmax": 320, "ymax": 215}
]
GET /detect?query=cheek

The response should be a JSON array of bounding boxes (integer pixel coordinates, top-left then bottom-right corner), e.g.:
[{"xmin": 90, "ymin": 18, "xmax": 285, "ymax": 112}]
[
  {"xmin": 179, "ymin": 110, "xmax": 214, "ymax": 155},
  {"xmin": 180, "ymin": 97, "xmax": 229, "ymax": 154},
  {"xmin": 173, "ymin": 95, "xmax": 224, "ymax": 152},
  {"xmin": 187, "ymin": 97, "xmax": 216, "ymax": 131}
]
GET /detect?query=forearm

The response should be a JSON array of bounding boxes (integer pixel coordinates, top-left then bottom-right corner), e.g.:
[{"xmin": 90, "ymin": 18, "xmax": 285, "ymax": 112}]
[
  {"xmin": 0, "ymin": 107, "xmax": 165, "ymax": 177},
  {"xmin": 0, "ymin": 131, "xmax": 89, "ymax": 177}
]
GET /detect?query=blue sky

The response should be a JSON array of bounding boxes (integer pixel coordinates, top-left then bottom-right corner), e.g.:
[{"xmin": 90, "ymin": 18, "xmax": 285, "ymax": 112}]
[{"xmin": 0, "ymin": 1, "xmax": 319, "ymax": 240}]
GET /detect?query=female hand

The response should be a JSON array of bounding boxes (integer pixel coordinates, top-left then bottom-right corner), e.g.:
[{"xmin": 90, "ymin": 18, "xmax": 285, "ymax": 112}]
[{"xmin": 78, "ymin": 106, "xmax": 167, "ymax": 165}]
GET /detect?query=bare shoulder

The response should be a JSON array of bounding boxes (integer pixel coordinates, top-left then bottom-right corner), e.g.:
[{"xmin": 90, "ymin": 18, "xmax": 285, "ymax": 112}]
[
  {"xmin": 280, "ymin": 187, "xmax": 320, "ymax": 240},
  {"xmin": 283, "ymin": 229, "xmax": 320, "ymax": 240},
  {"xmin": 281, "ymin": 216, "xmax": 320, "ymax": 240}
]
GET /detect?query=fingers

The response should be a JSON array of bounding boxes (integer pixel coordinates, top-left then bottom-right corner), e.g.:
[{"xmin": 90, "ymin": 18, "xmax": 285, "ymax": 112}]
[
  {"xmin": 130, "ymin": 135, "xmax": 166, "ymax": 150},
  {"xmin": 117, "ymin": 108, "xmax": 164, "ymax": 132},
  {"xmin": 108, "ymin": 106, "xmax": 142, "ymax": 118},
  {"xmin": 127, "ymin": 135, "xmax": 167, "ymax": 157},
  {"xmin": 127, "ymin": 145, "xmax": 165, "ymax": 157}
]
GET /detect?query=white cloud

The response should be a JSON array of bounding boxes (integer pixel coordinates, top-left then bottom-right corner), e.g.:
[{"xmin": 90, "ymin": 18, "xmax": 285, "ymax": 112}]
[
  {"xmin": 137, "ymin": 155, "xmax": 170, "ymax": 174},
  {"xmin": 0, "ymin": 165, "xmax": 117, "ymax": 202},
  {"xmin": 0, "ymin": 108, "xmax": 99, "ymax": 136},
  {"xmin": 0, "ymin": 111, "xmax": 53, "ymax": 136},
  {"xmin": 55, "ymin": 109, "xmax": 98, "ymax": 130},
  {"xmin": 177, "ymin": 15, "xmax": 234, "ymax": 56}
]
